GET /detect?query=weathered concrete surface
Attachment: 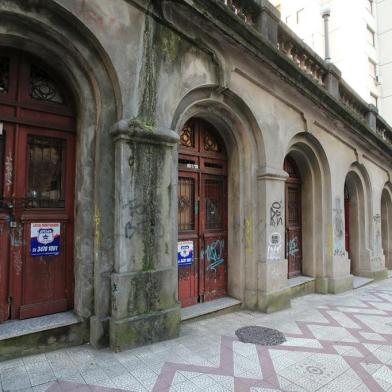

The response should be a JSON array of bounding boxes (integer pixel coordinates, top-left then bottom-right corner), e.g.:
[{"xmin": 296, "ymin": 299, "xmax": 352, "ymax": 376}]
[
  {"xmin": 0, "ymin": 0, "xmax": 391, "ymax": 356},
  {"xmin": 109, "ymin": 119, "xmax": 180, "ymax": 351},
  {"xmin": 0, "ymin": 322, "xmax": 88, "ymax": 361}
]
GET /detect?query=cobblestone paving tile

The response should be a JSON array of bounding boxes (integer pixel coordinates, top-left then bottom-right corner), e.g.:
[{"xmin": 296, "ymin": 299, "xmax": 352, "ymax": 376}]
[{"xmin": 3, "ymin": 279, "xmax": 392, "ymax": 391}]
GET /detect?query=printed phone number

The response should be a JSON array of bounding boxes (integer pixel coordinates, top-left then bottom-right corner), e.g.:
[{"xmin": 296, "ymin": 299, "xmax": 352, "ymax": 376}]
[{"xmin": 31, "ymin": 246, "xmax": 59, "ymax": 252}]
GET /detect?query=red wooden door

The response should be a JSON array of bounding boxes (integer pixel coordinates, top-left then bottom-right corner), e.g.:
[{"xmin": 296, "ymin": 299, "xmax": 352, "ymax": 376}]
[
  {"xmin": 0, "ymin": 50, "xmax": 75, "ymax": 321},
  {"xmin": 178, "ymin": 119, "xmax": 227, "ymax": 307},
  {"xmin": 284, "ymin": 156, "xmax": 303, "ymax": 278}
]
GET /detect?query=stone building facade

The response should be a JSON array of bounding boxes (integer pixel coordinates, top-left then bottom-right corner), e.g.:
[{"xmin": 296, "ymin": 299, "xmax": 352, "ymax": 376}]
[{"xmin": 0, "ymin": 0, "xmax": 391, "ymax": 358}]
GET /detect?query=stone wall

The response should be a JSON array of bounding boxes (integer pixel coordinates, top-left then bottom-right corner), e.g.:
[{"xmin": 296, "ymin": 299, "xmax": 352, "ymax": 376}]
[{"xmin": 0, "ymin": 0, "xmax": 391, "ymax": 351}]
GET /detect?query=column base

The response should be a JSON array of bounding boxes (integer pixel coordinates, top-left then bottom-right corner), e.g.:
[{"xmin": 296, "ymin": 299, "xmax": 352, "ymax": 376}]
[
  {"xmin": 257, "ymin": 287, "xmax": 292, "ymax": 313},
  {"xmin": 110, "ymin": 306, "xmax": 181, "ymax": 352},
  {"xmin": 244, "ymin": 289, "xmax": 258, "ymax": 310},
  {"xmin": 90, "ymin": 316, "xmax": 110, "ymax": 348},
  {"xmin": 315, "ymin": 277, "xmax": 329, "ymax": 294},
  {"xmin": 357, "ymin": 268, "xmax": 389, "ymax": 280},
  {"xmin": 327, "ymin": 275, "xmax": 353, "ymax": 294}
]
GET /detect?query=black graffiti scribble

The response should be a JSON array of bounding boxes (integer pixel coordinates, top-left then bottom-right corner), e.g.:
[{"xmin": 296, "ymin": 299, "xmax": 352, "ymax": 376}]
[
  {"xmin": 123, "ymin": 199, "xmax": 164, "ymax": 240},
  {"xmin": 270, "ymin": 201, "xmax": 283, "ymax": 226},
  {"xmin": 373, "ymin": 214, "xmax": 381, "ymax": 223}
]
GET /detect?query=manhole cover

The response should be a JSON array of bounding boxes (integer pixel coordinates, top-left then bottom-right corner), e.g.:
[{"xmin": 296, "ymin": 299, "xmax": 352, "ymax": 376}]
[{"xmin": 235, "ymin": 326, "xmax": 286, "ymax": 346}]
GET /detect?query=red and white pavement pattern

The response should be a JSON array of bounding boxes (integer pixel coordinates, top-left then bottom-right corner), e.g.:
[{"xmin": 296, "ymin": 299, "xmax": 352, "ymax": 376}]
[{"xmin": 2, "ymin": 279, "xmax": 392, "ymax": 392}]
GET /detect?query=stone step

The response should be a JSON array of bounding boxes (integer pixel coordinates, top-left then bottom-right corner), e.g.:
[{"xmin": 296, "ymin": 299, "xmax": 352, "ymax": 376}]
[
  {"xmin": 353, "ymin": 276, "xmax": 374, "ymax": 289},
  {"xmin": 181, "ymin": 297, "xmax": 242, "ymax": 321},
  {"xmin": 0, "ymin": 311, "xmax": 87, "ymax": 361},
  {"xmin": 288, "ymin": 275, "xmax": 316, "ymax": 298}
]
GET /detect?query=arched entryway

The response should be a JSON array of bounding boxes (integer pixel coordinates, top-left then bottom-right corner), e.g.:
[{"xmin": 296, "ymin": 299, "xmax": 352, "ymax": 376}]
[
  {"xmin": 0, "ymin": 49, "xmax": 76, "ymax": 321},
  {"xmin": 344, "ymin": 166, "xmax": 372, "ymax": 276},
  {"xmin": 381, "ymin": 186, "xmax": 392, "ymax": 270},
  {"xmin": 283, "ymin": 133, "xmax": 332, "ymax": 287},
  {"xmin": 177, "ymin": 118, "xmax": 228, "ymax": 307},
  {"xmin": 284, "ymin": 156, "xmax": 303, "ymax": 278}
]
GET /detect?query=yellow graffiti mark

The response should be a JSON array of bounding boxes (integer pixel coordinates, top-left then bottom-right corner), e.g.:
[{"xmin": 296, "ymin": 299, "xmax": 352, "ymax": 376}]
[
  {"xmin": 94, "ymin": 205, "xmax": 101, "ymax": 247},
  {"xmin": 245, "ymin": 217, "xmax": 253, "ymax": 254},
  {"xmin": 327, "ymin": 224, "xmax": 333, "ymax": 258}
]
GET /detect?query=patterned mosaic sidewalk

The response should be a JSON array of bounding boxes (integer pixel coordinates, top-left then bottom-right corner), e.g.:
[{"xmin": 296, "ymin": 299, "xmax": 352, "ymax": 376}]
[{"xmin": 2, "ymin": 279, "xmax": 392, "ymax": 392}]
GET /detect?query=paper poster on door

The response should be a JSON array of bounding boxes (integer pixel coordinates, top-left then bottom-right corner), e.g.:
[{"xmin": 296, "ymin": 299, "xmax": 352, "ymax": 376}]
[
  {"xmin": 178, "ymin": 240, "xmax": 193, "ymax": 266},
  {"xmin": 30, "ymin": 223, "xmax": 60, "ymax": 256}
]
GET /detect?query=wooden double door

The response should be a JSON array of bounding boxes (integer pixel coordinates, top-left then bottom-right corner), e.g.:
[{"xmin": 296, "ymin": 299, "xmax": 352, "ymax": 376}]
[
  {"xmin": 178, "ymin": 119, "xmax": 228, "ymax": 307},
  {"xmin": 0, "ymin": 50, "xmax": 75, "ymax": 321},
  {"xmin": 284, "ymin": 156, "xmax": 303, "ymax": 278}
]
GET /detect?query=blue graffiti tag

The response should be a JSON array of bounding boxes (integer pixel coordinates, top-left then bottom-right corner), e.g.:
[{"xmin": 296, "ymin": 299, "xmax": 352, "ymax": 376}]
[{"xmin": 206, "ymin": 240, "xmax": 225, "ymax": 272}]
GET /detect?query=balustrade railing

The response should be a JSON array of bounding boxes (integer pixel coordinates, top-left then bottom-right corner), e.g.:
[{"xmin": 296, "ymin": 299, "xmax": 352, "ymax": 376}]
[
  {"xmin": 215, "ymin": 0, "xmax": 392, "ymax": 150},
  {"xmin": 339, "ymin": 82, "xmax": 368, "ymax": 123},
  {"xmin": 278, "ymin": 25, "xmax": 326, "ymax": 86},
  {"xmin": 218, "ymin": 0, "xmax": 254, "ymax": 24},
  {"xmin": 376, "ymin": 119, "xmax": 392, "ymax": 146}
]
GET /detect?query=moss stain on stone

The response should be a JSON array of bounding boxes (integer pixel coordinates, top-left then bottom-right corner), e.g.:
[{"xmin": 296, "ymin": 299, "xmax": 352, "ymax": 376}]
[{"xmin": 138, "ymin": 13, "xmax": 197, "ymax": 127}]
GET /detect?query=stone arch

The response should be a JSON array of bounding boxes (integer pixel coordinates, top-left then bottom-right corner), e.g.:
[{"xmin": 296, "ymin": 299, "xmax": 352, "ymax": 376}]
[
  {"xmin": 284, "ymin": 132, "xmax": 332, "ymax": 284},
  {"xmin": 381, "ymin": 184, "xmax": 392, "ymax": 270},
  {"xmin": 172, "ymin": 86, "xmax": 266, "ymax": 305},
  {"xmin": 0, "ymin": 0, "xmax": 121, "ymax": 336},
  {"xmin": 344, "ymin": 163, "xmax": 373, "ymax": 275}
]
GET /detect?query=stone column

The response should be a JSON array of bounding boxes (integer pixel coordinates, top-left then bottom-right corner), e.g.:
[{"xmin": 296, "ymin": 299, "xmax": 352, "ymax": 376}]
[
  {"xmin": 367, "ymin": 104, "xmax": 378, "ymax": 131},
  {"xmin": 256, "ymin": 167, "xmax": 291, "ymax": 313},
  {"xmin": 109, "ymin": 119, "xmax": 181, "ymax": 351},
  {"xmin": 367, "ymin": 210, "xmax": 388, "ymax": 280},
  {"xmin": 254, "ymin": 0, "xmax": 281, "ymax": 46},
  {"xmin": 326, "ymin": 195, "xmax": 353, "ymax": 293},
  {"xmin": 324, "ymin": 64, "xmax": 342, "ymax": 99}
]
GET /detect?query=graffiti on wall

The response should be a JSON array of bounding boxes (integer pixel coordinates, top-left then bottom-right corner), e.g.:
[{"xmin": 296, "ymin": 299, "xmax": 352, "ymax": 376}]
[
  {"xmin": 327, "ymin": 224, "xmax": 333, "ymax": 257},
  {"xmin": 333, "ymin": 197, "xmax": 345, "ymax": 256},
  {"xmin": 245, "ymin": 217, "xmax": 253, "ymax": 254},
  {"xmin": 206, "ymin": 240, "xmax": 225, "ymax": 272},
  {"xmin": 270, "ymin": 201, "xmax": 283, "ymax": 227},
  {"xmin": 5, "ymin": 153, "xmax": 12, "ymax": 193},
  {"xmin": 123, "ymin": 198, "xmax": 164, "ymax": 240},
  {"xmin": 94, "ymin": 205, "xmax": 101, "ymax": 247},
  {"xmin": 78, "ymin": 0, "xmax": 117, "ymax": 31},
  {"xmin": 267, "ymin": 232, "xmax": 282, "ymax": 260},
  {"xmin": 288, "ymin": 237, "xmax": 299, "ymax": 257}
]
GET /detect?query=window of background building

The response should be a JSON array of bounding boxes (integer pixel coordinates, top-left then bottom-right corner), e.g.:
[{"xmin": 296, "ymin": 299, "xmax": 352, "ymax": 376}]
[
  {"xmin": 370, "ymin": 93, "xmax": 378, "ymax": 108},
  {"xmin": 366, "ymin": 0, "xmax": 374, "ymax": 15},
  {"xmin": 296, "ymin": 8, "xmax": 304, "ymax": 24},
  {"xmin": 368, "ymin": 59, "xmax": 377, "ymax": 80},
  {"xmin": 367, "ymin": 26, "xmax": 375, "ymax": 47}
]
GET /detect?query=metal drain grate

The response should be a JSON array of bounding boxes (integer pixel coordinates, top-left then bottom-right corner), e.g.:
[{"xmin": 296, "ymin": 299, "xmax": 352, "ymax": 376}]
[{"xmin": 235, "ymin": 326, "xmax": 286, "ymax": 346}]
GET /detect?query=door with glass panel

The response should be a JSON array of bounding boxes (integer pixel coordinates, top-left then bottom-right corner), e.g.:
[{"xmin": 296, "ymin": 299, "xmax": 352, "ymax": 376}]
[
  {"xmin": 0, "ymin": 49, "xmax": 75, "ymax": 320},
  {"xmin": 177, "ymin": 119, "xmax": 227, "ymax": 307}
]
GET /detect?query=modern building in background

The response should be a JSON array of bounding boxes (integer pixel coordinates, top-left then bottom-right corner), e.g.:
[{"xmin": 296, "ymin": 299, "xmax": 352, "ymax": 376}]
[{"xmin": 270, "ymin": 0, "xmax": 392, "ymax": 124}]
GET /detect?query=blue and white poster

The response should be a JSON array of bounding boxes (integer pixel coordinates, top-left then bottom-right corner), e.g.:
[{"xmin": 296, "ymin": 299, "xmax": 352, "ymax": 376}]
[
  {"xmin": 30, "ymin": 223, "xmax": 60, "ymax": 257},
  {"xmin": 177, "ymin": 240, "xmax": 193, "ymax": 266}
]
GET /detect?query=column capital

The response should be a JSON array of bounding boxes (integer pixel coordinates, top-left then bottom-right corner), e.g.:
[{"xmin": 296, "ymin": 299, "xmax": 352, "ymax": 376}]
[
  {"xmin": 111, "ymin": 118, "xmax": 179, "ymax": 146},
  {"xmin": 257, "ymin": 166, "xmax": 289, "ymax": 181}
]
